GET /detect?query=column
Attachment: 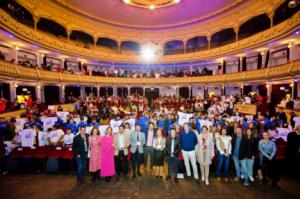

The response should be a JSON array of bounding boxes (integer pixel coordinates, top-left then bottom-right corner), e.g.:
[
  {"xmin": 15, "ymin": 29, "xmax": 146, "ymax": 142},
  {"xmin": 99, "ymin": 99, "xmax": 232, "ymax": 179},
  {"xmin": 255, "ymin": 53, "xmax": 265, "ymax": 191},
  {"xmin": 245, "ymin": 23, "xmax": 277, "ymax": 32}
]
[
  {"xmin": 204, "ymin": 86, "xmax": 208, "ymax": 98},
  {"xmin": 175, "ymin": 86, "xmax": 179, "ymax": 98},
  {"xmin": 128, "ymin": 86, "xmax": 131, "ymax": 96},
  {"xmin": 183, "ymin": 39, "xmax": 187, "ymax": 54},
  {"xmin": 35, "ymin": 83, "xmax": 44, "ymax": 103},
  {"xmin": 97, "ymin": 86, "xmax": 100, "ymax": 97},
  {"xmin": 33, "ymin": 16, "xmax": 39, "ymax": 31},
  {"xmin": 117, "ymin": 41, "xmax": 122, "ymax": 54},
  {"xmin": 240, "ymin": 84, "xmax": 244, "ymax": 96},
  {"xmin": 207, "ymin": 35, "xmax": 211, "ymax": 50},
  {"xmin": 80, "ymin": 86, "xmax": 85, "ymax": 99},
  {"xmin": 222, "ymin": 84, "xmax": 225, "ymax": 96},
  {"xmin": 268, "ymin": 11, "xmax": 274, "ymax": 28},
  {"xmin": 9, "ymin": 81, "xmax": 17, "ymax": 101},
  {"xmin": 67, "ymin": 29, "xmax": 72, "ymax": 43},
  {"xmin": 142, "ymin": 86, "xmax": 145, "ymax": 97},
  {"xmin": 266, "ymin": 82, "xmax": 272, "ymax": 103},
  {"xmin": 188, "ymin": 85, "xmax": 192, "ymax": 98},
  {"xmin": 234, "ymin": 25, "xmax": 239, "ymax": 42},
  {"xmin": 59, "ymin": 84, "xmax": 65, "ymax": 103},
  {"xmin": 113, "ymin": 86, "xmax": 117, "ymax": 97}
]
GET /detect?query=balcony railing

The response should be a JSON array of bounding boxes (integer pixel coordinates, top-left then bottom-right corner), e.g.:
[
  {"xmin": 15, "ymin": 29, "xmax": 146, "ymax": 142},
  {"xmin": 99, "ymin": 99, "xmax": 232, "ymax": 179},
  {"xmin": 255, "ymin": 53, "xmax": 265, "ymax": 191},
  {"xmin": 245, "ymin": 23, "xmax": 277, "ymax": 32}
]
[{"xmin": 0, "ymin": 60, "xmax": 299, "ymax": 85}]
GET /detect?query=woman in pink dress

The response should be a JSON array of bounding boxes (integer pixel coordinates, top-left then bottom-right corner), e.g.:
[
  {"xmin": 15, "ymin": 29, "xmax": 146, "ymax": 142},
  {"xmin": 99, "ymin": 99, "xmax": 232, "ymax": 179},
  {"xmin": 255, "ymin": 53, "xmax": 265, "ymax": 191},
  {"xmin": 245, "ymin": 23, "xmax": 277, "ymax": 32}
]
[
  {"xmin": 89, "ymin": 127, "xmax": 102, "ymax": 182},
  {"xmin": 101, "ymin": 126, "xmax": 115, "ymax": 182}
]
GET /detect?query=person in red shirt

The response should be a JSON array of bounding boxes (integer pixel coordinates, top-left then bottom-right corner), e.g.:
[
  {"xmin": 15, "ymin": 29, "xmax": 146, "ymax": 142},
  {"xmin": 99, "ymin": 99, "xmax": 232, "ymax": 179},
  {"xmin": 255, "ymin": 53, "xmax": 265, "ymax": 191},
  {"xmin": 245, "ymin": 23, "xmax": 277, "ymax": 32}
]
[{"xmin": 0, "ymin": 98, "xmax": 7, "ymax": 113}]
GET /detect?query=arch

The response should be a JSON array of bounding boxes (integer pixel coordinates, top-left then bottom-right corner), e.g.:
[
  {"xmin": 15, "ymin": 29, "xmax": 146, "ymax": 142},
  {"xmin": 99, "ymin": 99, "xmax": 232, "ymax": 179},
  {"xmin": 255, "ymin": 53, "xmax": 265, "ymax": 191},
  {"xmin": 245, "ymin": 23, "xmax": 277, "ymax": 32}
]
[
  {"xmin": 273, "ymin": 0, "xmax": 300, "ymax": 25},
  {"xmin": 186, "ymin": 36, "xmax": 208, "ymax": 52},
  {"xmin": 37, "ymin": 18, "xmax": 67, "ymax": 38},
  {"xmin": 211, "ymin": 28, "xmax": 236, "ymax": 49},
  {"xmin": 120, "ymin": 41, "xmax": 140, "ymax": 54},
  {"xmin": 238, "ymin": 13, "xmax": 271, "ymax": 40},
  {"xmin": 70, "ymin": 30, "xmax": 94, "ymax": 48},
  {"xmin": 0, "ymin": 0, "xmax": 34, "ymax": 27},
  {"xmin": 96, "ymin": 37, "xmax": 118, "ymax": 50},
  {"xmin": 164, "ymin": 40, "xmax": 184, "ymax": 55}
]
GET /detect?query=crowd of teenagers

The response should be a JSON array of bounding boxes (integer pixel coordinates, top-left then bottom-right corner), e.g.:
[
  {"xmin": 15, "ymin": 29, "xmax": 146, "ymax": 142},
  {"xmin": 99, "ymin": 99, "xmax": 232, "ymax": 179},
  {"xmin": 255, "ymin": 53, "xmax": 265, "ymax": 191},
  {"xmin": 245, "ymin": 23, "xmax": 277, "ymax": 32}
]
[{"xmin": 0, "ymin": 94, "xmax": 299, "ymax": 189}]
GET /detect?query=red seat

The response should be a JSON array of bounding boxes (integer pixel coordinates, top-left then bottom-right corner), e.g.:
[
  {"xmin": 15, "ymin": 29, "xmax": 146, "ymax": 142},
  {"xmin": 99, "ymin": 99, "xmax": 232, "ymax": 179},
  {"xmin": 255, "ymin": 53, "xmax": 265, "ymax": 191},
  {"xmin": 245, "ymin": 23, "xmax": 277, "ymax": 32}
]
[
  {"xmin": 10, "ymin": 147, "xmax": 25, "ymax": 158},
  {"xmin": 33, "ymin": 146, "xmax": 51, "ymax": 159},
  {"xmin": 61, "ymin": 146, "xmax": 74, "ymax": 159},
  {"xmin": 22, "ymin": 147, "xmax": 36, "ymax": 158},
  {"xmin": 48, "ymin": 146, "xmax": 64, "ymax": 159}
]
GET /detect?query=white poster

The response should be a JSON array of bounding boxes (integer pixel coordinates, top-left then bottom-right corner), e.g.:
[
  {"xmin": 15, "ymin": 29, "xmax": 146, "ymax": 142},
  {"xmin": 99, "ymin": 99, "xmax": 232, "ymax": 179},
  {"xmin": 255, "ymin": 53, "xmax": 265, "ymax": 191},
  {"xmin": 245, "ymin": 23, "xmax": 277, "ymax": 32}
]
[
  {"xmin": 109, "ymin": 120, "xmax": 123, "ymax": 133},
  {"xmin": 178, "ymin": 112, "xmax": 193, "ymax": 126},
  {"xmin": 41, "ymin": 117, "xmax": 57, "ymax": 131},
  {"xmin": 56, "ymin": 111, "xmax": 69, "ymax": 123}
]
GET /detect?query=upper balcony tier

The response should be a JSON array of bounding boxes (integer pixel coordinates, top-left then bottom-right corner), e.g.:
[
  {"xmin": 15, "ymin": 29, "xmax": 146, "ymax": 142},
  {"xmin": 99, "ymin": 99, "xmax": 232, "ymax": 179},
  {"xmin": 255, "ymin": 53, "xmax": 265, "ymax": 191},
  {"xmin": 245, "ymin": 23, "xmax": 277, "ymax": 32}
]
[
  {"xmin": 0, "ymin": 0, "xmax": 299, "ymax": 64},
  {"xmin": 0, "ymin": 60, "xmax": 300, "ymax": 86}
]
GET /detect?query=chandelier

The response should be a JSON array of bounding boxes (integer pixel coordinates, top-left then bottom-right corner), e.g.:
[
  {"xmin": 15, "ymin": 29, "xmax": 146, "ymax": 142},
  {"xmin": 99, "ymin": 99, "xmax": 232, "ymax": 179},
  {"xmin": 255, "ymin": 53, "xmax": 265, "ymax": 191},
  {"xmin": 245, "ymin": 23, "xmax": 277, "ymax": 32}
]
[{"xmin": 123, "ymin": 0, "xmax": 181, "ymax": 10}]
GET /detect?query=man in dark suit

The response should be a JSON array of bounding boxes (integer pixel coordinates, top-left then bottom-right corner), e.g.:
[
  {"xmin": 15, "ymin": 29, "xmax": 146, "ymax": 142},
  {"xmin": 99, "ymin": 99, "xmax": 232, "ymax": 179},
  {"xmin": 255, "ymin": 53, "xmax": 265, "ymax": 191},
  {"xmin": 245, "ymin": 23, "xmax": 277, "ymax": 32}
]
[
  {"xmin": 72, "ymin": 126, "xmax": 89, "ymax": 185},
  {"xmin": 165, "ymin": 128, "xmax": 181, "ymax": 183}
]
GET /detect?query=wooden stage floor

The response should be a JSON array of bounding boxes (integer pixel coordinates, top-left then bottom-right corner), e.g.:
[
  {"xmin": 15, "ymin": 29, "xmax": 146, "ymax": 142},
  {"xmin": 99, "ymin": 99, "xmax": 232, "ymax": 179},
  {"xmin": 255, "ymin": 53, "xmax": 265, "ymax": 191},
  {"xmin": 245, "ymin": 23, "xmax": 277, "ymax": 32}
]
[{"xmin": 0, "ymin": 173, "xmax": 299, "ymax": 199}]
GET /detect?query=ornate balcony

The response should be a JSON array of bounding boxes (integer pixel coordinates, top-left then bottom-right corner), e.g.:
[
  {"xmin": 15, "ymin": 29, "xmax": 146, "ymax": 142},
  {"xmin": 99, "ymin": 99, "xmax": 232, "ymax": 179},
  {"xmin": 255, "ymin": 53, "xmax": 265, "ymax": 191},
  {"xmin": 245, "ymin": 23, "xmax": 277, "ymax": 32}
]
[
  {"xmin": 0, "ymin": 60, "xmax": 299, "ymax": 86},
  {"xmin": 0, "ymin": 8, "xmax": 299, "ymax": 63}
]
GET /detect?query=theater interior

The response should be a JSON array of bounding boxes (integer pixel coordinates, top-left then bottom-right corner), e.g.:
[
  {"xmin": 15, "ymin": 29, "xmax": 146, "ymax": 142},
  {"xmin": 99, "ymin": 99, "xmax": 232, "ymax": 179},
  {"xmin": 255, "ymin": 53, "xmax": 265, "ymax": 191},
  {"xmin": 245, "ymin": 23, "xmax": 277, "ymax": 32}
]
[{"xmin": 0, "ymin": 0, "xmax": 300, "ymax": 199}]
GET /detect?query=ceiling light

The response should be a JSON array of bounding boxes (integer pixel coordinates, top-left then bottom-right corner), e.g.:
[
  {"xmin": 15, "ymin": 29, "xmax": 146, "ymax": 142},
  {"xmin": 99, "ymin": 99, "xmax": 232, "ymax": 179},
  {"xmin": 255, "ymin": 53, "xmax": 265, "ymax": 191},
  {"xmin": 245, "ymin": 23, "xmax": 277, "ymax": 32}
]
[
  {"xmin": 174, "ymin": 0, "xmax": 181, "ymax": 3},
  {"xmin": 149, "ymin": 5, "xmax": 156, "ymax": 10},
  {"xmin": 123, "ymin": 0, "xmax": 131, "ymax": 4},
  {"xmin": 141, "ymin": 46, "xmax": 156, "ymax": 62}
]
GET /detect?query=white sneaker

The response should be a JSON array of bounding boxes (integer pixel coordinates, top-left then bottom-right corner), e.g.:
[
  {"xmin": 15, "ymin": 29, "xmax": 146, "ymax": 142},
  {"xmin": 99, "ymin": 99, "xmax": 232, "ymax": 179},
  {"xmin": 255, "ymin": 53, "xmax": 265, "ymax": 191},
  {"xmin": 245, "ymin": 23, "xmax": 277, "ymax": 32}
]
[
  {"xmin": 205, "ymin": 179, "xmax": 210, "ymax": 186},
  {"xmin": 249, "ymin": 176, "xmax": 254, "ymax": 182},
  {"xmin": 201, "ymin": 176, "xmax": 205, "ymax": 182},
  {"xmin": 241, "ymin": 175, "xmax": 244, "ymax": 179}
]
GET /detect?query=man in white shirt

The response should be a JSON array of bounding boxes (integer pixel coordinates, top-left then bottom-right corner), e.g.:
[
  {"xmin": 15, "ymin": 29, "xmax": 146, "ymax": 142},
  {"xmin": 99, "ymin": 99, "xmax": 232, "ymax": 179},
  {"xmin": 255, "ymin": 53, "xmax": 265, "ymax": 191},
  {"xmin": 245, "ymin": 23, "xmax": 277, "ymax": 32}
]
[
  {"xmin": 47, "ymin": 125, "xmax": 64, "ymax": 146},
  {"xmin": 34, "ymin": 125, "xmax": 48, "ymax": 147},
  {"xmin": 19, "ymin": 124, "xmax": 36, "ymax": 148},
  {"xmin": 113, "ymin": 125, "xmax": 129, "ymax": 179}
]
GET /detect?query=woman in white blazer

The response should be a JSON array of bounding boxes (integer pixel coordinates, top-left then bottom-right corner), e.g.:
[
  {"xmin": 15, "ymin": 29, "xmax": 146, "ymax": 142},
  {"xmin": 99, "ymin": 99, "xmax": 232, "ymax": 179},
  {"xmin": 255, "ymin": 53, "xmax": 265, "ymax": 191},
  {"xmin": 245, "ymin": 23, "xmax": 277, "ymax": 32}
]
[{"xmin": 196, "ymin": 126, "xmax": 215, "ymax": 186}]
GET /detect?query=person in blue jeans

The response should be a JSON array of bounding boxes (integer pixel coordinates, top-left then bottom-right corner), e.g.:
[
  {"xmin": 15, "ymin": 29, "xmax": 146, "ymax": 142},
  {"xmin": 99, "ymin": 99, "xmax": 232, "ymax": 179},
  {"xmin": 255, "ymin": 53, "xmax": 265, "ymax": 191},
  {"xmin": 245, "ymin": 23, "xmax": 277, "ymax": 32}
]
[
  {"xmin": 239, "ymin": 128, "xmax": 258, "ymax": 186},
  {"xmin": 72, "ymin": 126, "xmax": 89, "ymax": 185},
  {"xmin": 216, "ymin": 128, "xmax": 232, "ymax": 181},
  {"xmin": 165, "ymin": 128, "xmax": 181, "ymax": 183},
  {"xmin": 231, "ymin": 127, "xmax": 243, "ymax": 181}
]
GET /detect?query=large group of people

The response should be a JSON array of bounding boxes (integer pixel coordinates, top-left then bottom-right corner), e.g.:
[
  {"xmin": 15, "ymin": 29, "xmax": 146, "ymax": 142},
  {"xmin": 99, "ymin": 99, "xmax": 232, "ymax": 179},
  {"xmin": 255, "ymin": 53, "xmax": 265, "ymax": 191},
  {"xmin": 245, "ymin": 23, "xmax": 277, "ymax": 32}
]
[{"xmin": 0, "ymin": 94, "xmax": 299, "ymax": 189}]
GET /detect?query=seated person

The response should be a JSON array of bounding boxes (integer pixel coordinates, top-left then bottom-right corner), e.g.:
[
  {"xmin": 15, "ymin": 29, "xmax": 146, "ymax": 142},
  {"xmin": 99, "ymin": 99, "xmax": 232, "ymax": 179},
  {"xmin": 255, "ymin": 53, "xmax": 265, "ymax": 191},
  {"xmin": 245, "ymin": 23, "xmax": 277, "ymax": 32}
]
[
  {"xmin": 63, "ymin": 128, "xmax": 74, "ymax": 146},
  {"xmin": 47, "ymin": 125, "xmax": 64, "ymax": 146}
]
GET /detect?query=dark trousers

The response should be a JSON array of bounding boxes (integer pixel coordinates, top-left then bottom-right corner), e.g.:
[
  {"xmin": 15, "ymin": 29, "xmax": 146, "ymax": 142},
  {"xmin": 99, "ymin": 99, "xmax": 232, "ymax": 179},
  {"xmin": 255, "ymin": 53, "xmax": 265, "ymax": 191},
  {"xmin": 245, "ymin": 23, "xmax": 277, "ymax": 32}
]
[
  {"xmin": 131, "ymin": 150, "xmax": 143, "ymax": 175},
  {"xmin": 167, "ymin": 156, "xmax": 179, "ymax": 178},
  {"xmin": 261, "ymin": 157, "xmax": 279, "ymax": 184},
  {"xmin": 75, "ymin": 153, "xmax": 87, "ymax": 181},
  {"xmin": 115, "ymin": 150, "xmax": 128, "ymax": 176}
]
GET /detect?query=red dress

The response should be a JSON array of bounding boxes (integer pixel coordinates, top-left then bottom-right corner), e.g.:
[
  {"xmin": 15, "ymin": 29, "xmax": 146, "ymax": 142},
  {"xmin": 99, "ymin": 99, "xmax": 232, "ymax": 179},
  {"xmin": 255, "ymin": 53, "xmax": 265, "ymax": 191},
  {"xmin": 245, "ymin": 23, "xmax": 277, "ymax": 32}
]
[{"xmin": 89, "ymin": 135, "xmax": 102, "ymax": 172}]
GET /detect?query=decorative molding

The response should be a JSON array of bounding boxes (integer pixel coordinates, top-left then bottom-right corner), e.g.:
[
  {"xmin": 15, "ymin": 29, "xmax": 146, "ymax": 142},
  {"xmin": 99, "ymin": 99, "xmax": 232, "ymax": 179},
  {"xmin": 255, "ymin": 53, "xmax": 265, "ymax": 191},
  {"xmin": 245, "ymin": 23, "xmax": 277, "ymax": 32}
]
[
  {"xmin": 0, "ymin": 9, "xmax": 299, "ymax": 64},
  {"xmin": 0, "ymin": 60, "xmax": 299, "ymax": 86},
  {"xmin": 16, "ymin": 0, "xmax": 283, "ymax": 40}
]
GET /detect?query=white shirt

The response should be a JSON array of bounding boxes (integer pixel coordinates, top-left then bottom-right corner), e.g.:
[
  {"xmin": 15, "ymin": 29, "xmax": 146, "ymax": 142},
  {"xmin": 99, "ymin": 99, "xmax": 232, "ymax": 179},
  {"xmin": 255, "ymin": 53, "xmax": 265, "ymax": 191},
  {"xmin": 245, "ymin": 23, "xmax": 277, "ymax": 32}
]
[
  {"xmin": 171, "ymin": 138, "xmax": 175, "ymax": 154},
  {"xmin": 20, "ymin": 129, "xmax": 36, "ymax": 147},
  {"xmin": 119, "ymin": 133, "xmax": 125, "ymax": 149},
  {"xmin": 216, "ymin": 135, "xmax": 232, "ymax": 155},
  {"xmin": 48, "ymin": 129, "xmax": 64, "ymax": 143},
  {"xmin": 38, "ymin": 131, "xmax": 49, "ymax": 146},
  {"xmin": 64, "ymin": 134, "xmax": 74, "ymax": 145}
]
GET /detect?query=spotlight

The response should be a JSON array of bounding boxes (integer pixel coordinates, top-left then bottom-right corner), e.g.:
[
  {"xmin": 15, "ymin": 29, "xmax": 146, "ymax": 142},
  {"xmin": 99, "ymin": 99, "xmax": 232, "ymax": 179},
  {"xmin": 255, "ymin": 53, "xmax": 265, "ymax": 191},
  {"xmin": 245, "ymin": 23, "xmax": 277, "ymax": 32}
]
[
  {"xmin": 123, "ymin": 0, "xmax": 131, "ymax": 4},
  {"xmin": 149, "ymin": 5, "xmax": 155, "ymax": 10},
  {"xmin": 288, "ymin": 0, "xmax": 297, "ymax": 8},
  {"xmin": 141, "ymin": 47, "xmax": 156, "ymax": 61},
  {"xmin": 174, "ymin": 0, "xmax": 181, "ymax": 3}
]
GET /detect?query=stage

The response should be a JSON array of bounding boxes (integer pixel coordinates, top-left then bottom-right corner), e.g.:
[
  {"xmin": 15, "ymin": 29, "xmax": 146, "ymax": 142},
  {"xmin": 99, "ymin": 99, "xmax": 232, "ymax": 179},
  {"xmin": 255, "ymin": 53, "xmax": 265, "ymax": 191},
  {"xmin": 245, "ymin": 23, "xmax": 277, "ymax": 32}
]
[{"xmin": 0, "ymin": 174, "xmax": 299, "ymax": 199}]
